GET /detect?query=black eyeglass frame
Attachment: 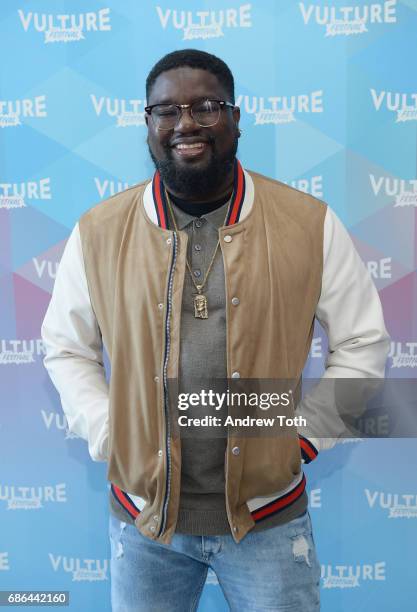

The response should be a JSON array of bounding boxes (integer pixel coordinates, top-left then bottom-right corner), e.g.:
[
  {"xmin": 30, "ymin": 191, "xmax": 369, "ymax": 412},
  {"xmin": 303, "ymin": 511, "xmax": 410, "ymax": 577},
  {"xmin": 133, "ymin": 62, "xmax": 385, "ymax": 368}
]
[{"xmin": 144, "ymin": 99, "xmax": 236, "ymax": 130}]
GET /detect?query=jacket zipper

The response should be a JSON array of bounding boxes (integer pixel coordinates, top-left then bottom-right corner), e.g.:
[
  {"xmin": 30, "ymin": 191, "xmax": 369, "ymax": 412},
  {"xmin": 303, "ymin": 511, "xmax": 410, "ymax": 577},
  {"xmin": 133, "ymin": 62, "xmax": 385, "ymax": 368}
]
[{"xmin": 158, "ymin": 231, "xmax": 177, "ymax": 536}]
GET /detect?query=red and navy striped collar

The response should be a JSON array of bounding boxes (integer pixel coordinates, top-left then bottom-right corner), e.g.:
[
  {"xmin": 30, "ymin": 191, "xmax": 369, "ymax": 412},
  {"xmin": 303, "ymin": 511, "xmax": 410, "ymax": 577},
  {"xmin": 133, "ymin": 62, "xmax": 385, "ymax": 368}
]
[{"xmin": 151, "ymin": 158, "xmax": 246, "ymax": 230}]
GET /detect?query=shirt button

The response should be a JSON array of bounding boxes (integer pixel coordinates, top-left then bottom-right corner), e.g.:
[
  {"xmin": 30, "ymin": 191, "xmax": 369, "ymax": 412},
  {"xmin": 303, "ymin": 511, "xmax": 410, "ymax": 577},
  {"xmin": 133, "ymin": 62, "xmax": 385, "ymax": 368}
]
[
  {"xmin": 158, "ymin": 303, "xmax": 164, "ymax": 310},
  {"xmin": 232, "ymin": 446, "xmax": 240, "ymax": 456},
  {"xmin": 194, "ymin": 244, "xmax": 201, "ymax": 251},
  {"xmin": 193, "ymin": 269, "xmax": 201, "ymax": 278},
  {"xmin": 149, "ymin": 525, "xmax": 156, "ymax": 533},
  {"xmin": 166, "ymin": 237, "xmax": 172, "ymax": 245},
  {"xmin": 231, "ymin": 297, "xmax": 240, "ymax": 306},
  {"xmin": 158, "ymin": 449, "xmax": 163, "ymax": 457},
  {"xmin": 153, "ymin": 515, "xmax": 159, "ymax": 521},
  {"xmin": 233, "ymin": 525, "xmax": 238, "ymax": 532},
  {"xmin": 223, "ymin": 234, "xmax": 232, "ymax": 243},
  {"xmin": 232, "ymin": 371, "xmax": 241, "ymax": 379},
  {"xmin": 195, "ymin": 219, "xmax": 202, "ymax": 228},
  {"xmin": 154, "ymin": 376, "xmax": 159, "ymax": 382}
]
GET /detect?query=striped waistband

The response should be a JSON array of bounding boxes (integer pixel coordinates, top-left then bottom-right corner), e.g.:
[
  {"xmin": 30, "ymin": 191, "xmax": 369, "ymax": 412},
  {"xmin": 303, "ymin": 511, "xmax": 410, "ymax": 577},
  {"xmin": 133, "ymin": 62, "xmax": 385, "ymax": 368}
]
[{"xmin": 110, "ymin": 470, "xmax": 307, "ymax": 524}]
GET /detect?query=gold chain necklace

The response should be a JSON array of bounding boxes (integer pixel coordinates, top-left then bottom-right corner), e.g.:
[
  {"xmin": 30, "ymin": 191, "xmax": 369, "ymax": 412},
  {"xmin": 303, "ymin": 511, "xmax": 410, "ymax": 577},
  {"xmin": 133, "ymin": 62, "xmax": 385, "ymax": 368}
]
[{"xmin": 165, "ymin": 189, "xmax": 232, "ymax": 319}]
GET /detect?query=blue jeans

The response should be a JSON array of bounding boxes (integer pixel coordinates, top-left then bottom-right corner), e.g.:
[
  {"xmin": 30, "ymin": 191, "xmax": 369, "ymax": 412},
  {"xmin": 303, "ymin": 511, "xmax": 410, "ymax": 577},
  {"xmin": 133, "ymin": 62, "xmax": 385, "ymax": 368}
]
[{"xmin": 109, "ymin": 510, "xmax": 321, "ymax": 611}]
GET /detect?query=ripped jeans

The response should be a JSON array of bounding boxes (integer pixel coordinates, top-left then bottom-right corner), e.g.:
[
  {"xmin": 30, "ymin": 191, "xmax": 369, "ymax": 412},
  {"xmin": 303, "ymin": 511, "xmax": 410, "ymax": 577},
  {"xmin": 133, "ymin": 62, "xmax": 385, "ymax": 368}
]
[{"xmin": 109, "ymin": 510, "xmax": 321, "ymax": 612}]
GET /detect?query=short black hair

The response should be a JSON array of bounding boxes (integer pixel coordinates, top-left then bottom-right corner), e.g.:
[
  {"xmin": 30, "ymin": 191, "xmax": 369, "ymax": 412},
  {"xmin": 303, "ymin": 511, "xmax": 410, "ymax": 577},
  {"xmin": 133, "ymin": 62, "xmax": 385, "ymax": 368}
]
[{"xmin": 146, "ymin": 49, "xmax": 235, "ymax": 104}]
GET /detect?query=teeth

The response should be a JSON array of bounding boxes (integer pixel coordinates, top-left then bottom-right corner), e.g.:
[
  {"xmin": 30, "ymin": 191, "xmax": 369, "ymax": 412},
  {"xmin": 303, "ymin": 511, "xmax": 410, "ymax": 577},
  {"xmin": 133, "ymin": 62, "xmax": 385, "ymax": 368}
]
[{"xmin": 176, "ymin": 143, "xmax": 205, "ymax": 149}]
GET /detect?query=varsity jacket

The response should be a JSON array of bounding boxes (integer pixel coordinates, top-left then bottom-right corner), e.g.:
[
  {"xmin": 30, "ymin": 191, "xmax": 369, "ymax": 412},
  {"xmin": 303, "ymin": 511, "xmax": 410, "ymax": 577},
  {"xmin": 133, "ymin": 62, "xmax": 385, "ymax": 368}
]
[{"xmin": 41, "ymin": 160, "xmax": 390, "ymax": 545}]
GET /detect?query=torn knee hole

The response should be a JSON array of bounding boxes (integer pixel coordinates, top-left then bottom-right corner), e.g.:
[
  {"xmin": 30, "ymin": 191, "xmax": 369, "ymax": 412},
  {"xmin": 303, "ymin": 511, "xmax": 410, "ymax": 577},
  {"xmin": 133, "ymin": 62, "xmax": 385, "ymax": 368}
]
[
  {"xmin": 291, "ymin": 534, "xmax": 311, "ymax": 567},
  {"xmin": 115, "ymin": 521, "xmax": 127, "ymax": 560}
]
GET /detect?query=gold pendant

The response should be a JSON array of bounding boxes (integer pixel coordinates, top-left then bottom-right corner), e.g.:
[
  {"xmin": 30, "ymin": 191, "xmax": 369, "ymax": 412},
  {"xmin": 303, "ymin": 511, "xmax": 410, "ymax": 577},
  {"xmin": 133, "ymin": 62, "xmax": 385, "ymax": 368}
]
[{"xmin": 194, "ymin": 288, "xmax": 208, "ymax": 319}]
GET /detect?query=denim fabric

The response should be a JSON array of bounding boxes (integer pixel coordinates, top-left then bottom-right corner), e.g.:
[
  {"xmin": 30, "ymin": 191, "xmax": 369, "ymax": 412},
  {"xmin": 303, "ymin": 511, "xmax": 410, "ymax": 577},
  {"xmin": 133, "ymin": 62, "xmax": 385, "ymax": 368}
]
[{"xmin": 109, "ymin": 509, "xmax": 321, "ymax": 611}]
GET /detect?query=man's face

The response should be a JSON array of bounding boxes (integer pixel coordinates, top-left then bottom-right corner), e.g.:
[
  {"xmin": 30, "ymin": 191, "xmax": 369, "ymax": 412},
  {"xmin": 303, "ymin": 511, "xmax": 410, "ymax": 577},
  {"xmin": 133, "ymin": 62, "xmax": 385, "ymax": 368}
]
[{"xmin": 146, "ymin": 67, "xmax": 240, "ymax": 198}]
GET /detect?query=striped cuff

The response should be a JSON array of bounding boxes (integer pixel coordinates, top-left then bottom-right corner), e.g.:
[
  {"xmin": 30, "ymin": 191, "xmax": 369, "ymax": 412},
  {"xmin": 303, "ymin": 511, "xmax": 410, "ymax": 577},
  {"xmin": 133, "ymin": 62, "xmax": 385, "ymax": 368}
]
[{"xmin": 298, "ymin": 434, "xmax": 319, "ymax": 464}]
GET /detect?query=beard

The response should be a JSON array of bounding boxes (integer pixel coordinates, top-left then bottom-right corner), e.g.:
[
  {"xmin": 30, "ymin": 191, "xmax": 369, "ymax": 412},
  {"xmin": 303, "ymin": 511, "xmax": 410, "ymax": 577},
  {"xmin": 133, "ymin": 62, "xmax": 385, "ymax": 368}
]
[{"xmin": 148, "ymin": 136, "xmax": 239, "ymax": 199}]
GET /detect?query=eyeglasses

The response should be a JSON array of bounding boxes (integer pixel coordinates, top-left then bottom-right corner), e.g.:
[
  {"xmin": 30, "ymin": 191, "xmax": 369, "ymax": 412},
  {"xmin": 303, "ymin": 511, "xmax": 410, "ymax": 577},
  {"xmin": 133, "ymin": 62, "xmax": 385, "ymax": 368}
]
[{"xmin": 144, "ymin": 99, "xmax": 235, "ymax": 131}]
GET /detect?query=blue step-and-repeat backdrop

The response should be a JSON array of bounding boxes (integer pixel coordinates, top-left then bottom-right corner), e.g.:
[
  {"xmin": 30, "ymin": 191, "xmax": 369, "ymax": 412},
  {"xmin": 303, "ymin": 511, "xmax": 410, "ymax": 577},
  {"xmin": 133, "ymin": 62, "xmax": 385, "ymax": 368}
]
[{"xmin": 1, "ymin": 1, "xmax": 417, "ymax": 610}]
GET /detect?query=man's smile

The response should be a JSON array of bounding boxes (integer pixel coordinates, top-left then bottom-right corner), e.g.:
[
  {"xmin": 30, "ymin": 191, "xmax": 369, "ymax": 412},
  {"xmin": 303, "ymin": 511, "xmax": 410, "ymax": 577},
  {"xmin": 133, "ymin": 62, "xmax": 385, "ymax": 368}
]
[{"xmin": 171, "ymin": 141, "xmax": 210, "ymax": 159}]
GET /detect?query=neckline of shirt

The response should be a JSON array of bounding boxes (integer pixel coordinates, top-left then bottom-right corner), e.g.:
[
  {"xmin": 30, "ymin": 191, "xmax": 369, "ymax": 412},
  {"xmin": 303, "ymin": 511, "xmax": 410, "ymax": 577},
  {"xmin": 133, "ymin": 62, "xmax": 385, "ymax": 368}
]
[{"xmin": 167, "ymin": 190, "xmax": 233, "ymax": 218}]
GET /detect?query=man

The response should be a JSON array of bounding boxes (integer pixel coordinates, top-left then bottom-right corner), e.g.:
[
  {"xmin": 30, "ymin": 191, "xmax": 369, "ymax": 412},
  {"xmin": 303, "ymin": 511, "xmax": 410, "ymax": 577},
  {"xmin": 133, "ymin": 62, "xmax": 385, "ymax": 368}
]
[{"xmin": 41, "ymin": 49, "xmax": 389, "ymax": 611}]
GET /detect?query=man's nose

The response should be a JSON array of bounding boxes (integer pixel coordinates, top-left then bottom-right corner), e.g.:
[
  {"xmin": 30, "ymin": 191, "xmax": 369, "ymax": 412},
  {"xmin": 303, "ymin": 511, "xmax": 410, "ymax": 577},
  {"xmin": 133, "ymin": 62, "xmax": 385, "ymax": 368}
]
[{"xmin": 174, "ymin": 107, "xmax": 200, "ymax": 132}]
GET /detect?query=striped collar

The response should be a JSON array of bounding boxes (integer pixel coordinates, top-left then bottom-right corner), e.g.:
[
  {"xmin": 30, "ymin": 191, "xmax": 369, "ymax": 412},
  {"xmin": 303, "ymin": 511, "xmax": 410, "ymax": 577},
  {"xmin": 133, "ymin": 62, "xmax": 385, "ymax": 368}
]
[{"xmin": 143, "ymin": 159, "xmax": 254, "ymax": 229}]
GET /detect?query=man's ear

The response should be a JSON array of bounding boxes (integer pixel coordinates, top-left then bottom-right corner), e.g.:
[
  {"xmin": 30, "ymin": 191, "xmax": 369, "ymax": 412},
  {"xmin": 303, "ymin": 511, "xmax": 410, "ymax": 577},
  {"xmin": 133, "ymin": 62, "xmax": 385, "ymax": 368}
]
[{"xmin": 233, "ymin": 105, "xmax": 241, "ymax": 127}]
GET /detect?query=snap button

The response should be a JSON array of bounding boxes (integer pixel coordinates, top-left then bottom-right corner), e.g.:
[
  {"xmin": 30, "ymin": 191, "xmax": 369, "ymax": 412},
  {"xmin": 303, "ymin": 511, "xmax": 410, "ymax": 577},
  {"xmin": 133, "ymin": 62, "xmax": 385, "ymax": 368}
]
[
  {"xmin": 232, "ymin": 446, "xmax": 240, "ymax": 456},
  {"xmin": 166, "ymin": 237, "xmax": 172, "ymax": 245},
  {"xmin": 231, "ymin": 297, "xmax": 240, "ymax": 306},
  {"xmin": 231, "ymin": 371, "xmax": 240, "ymax": 379},
  {"xmin": 149, "ymin": 525, "xmax": 156, "ymax": 533},
  {"xmin": 158, "ymin": 449, "xmax": 163, "ymax": 457},
  {"xmin": 223, "ymin": 234, "xmax": 232, "ymax": 243},
  {"xmin": 153, "ymin": 515, "xmax": 159, "ymax": 521},
  {"xmin": 158, "ymin": 303, "xmax": 164, "ymax": 310}
]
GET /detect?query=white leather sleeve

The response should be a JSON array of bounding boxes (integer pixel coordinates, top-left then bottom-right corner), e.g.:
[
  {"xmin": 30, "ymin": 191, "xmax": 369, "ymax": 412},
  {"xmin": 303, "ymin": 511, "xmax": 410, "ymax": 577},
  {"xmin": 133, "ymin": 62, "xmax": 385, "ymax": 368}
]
[
  {"xmin": 296, "ymin": 206, "xmax": 390, "ymax": 461},
  {"xmin": 41, "ymin": 223, "xmax": 109, "ymax": 462}
]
